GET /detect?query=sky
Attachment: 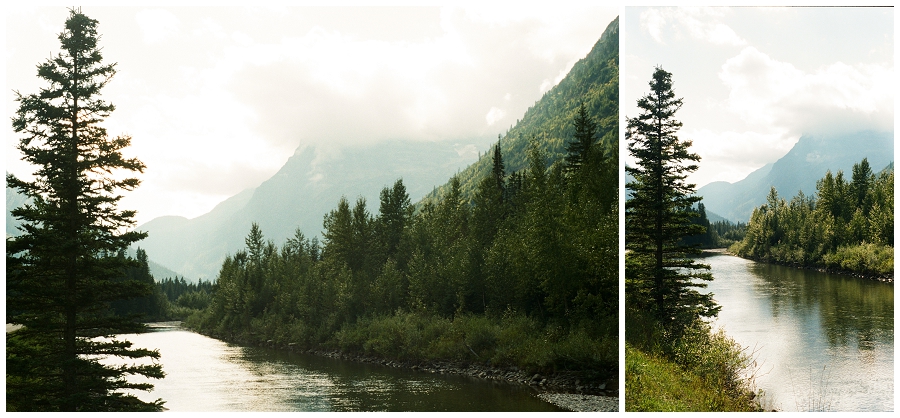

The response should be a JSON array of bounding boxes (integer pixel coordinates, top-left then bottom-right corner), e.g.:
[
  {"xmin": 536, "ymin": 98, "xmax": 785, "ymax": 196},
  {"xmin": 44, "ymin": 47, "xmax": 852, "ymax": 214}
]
[
  {"xmin": 622, "ymin": 7, "xmax": 894, "ymax": 189},
  {"xmin": 5, "ymin": 4, "xmax": 618, "ymax": 226}
]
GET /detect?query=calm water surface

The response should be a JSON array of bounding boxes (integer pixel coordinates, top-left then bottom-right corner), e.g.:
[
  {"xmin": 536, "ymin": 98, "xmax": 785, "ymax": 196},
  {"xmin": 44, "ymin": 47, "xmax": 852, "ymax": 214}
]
[
  {"xmin": 115, "ymin": 324, "xmax": 562, "ymax": 412},
  {"xmin": 701, "ymin": 253, "xmax": 893, "ymax": 412}
]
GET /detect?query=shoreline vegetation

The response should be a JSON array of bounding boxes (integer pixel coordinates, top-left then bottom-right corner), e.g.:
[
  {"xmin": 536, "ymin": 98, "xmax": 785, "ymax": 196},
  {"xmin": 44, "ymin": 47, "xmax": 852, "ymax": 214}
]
[
  {"xmin": 729, "ymin": 159, "xmax": 893, "ymax": 281},
  {"xmin": 169, "ymin": 91, "xmax": 620, "ymax": 411},
  {"xmin": 180, "ymin": 316, "xmax": 618, "ymax": 411},
  {"xmin": 703, "ymin": 248, "xmax": 893, "ymax": 283},
  {"xmin": 624, "ymin": 67, "xmax": 762, "ymax": 412}
]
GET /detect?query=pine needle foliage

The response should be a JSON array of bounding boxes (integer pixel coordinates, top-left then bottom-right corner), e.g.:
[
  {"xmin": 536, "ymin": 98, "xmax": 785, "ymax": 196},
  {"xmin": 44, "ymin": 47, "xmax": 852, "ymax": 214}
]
[
  {"xmin": 625, "ymin": 67, "xmax": 720, "ymax": 335},
  {"xmin": 6, "ymin": 8, "xmax": 164, "ymax": 412}
]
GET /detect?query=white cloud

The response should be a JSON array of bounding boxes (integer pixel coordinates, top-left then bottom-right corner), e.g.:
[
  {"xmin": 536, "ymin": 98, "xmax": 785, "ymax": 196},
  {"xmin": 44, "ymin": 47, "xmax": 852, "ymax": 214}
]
[
  {"xmin": 686, "ymin": 128, "xmax": 798, "ymax": 187},
  {"xmin": 486, "ymin": 107, "xmax": 506, "ymax": 126},
  {"xmin": 641, "ymin": 7, "xmax": 746, "ymax": 46},
  {"xmin": 720, "ymin": 46, "xmax": 893, "ymax": 137},
  {"xmin": 8, "ymin": 6, "xmax": 617, "ymax": 225},
  {"xmin": 135, "ymin": 9, "xmax": 181, "ymax": 45}
]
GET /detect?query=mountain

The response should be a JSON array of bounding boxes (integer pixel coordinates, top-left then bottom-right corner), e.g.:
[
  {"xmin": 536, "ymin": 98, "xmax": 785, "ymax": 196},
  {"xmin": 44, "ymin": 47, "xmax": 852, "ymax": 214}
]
[
  {"xmin": 137, "ymin": 16, "xmax": 620, "ymax": 282},
  {"xmin": 423, "ymin": 16, "xmax": 618, "ymax": 203},
  {"xmin": 6, "ymin": 180, "xmax": 28, "ymax": 237},
  {"xmin": 697, "ymin": 130, "xmax": 893, "ymax": 223},
  {"xmin": 135, "ymin": 140, "xmax": 481, "ymax": 281}
]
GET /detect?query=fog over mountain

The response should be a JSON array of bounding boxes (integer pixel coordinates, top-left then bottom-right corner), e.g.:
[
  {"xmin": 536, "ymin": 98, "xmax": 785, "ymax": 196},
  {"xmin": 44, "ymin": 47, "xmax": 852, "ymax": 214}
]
[
  {"xmin": 133, "ymin": 16, "xmax": 620, "ymax": 282},
  {"xmin": 135, "ymin": 139, "xmax": 482, "ymax": 281},
  {"xmin": 696, "ymin": 130, "xmax": 893, "ymax": 223}
]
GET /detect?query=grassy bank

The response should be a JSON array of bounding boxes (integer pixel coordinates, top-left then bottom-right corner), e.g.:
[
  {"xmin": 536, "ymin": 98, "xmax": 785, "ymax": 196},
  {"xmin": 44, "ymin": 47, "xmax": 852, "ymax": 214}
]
[
  {"xmin": 625, "ymin": 307, "xmax": 761, "ymax": 411},
  {"xmin": 185, "ymin": 310, "xmax": 616, "ymax": 388}
]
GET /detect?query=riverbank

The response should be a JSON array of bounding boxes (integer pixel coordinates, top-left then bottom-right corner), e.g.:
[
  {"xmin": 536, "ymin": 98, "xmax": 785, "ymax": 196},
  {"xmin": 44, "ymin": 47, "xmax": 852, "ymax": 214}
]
[
  {"xmin": 190, "ymin": 322, "xmax": 618, "ymax": 411},
  {"xmin": 290, "ymin": 347, "xmax": 618, "ymax": 411},
  {"xmin": 712, "ymin": 248, "xmax": 894, "ymax": 283},
  {"xmin": 300, "ymin": 347, "xmax": 617, "ymax": 396}
]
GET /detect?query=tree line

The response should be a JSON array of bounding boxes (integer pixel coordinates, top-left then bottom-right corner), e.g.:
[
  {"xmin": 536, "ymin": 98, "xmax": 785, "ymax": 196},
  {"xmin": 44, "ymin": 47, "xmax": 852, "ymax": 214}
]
[
  {"xmin": 731, "ymin": 158, "xmax": 893, "ymax": 276},
  {"xmin": 188, "ymin": 102, "xmax": 618, "ymax": 374}
]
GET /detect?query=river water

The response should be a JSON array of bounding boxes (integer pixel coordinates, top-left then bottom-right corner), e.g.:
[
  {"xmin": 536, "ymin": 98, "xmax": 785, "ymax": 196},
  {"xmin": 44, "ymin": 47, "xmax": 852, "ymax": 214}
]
[
  {"xmin": 111, "ymin": 323, "xmax": 562, "ymax": 412},
  {"xmin": 700, "ymin": 253, "xmax": 893, "ymax": 412}
]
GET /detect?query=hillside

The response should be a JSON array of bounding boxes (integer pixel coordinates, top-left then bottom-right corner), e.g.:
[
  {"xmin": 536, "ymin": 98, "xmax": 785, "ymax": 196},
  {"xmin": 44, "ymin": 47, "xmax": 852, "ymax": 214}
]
[
  {"xmin": 135, "ymin": 140, "xmax": 479, "ymax": 281},
  {"xmin": 697, "ymin": 131, "xmax": 893, "ymax": 223},
  {"xmin": 422, "ymin": 16, "xmax": 619, "ymax": 204},
  {"xmin": 136, "ymin": 16, "xmax": 619, "ymax": 282}
]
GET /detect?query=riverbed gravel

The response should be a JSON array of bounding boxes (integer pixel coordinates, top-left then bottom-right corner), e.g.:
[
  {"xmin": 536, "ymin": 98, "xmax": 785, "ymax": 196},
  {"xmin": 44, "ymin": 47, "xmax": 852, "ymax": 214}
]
[{"xmin": 538, "ymin": 393, "xmax": 619, "ymax": 412}]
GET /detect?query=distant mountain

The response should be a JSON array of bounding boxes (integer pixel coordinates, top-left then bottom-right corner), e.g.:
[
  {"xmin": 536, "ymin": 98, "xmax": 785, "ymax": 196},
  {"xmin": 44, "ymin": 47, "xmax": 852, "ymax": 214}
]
[
  {"xmin": 136, "ymin": 16, "xmax": 620, "ymax": 282},
  {"xmin": 7, "ymin": 180, "xmax": 183, "ymax": 281},
  {"xmin": 6, "ymin": 180, "xmax": 28, "ymax": 237},
  {"xmin": 135, "ymin": 140, "xmax": 480, "ymax": 281},
  {"xmin": 697, "ymin": 130, "xmax": 893, "ymax": 223},
  {"xmin": 423, "ymin": 16, "xmax": 619, "ymax": 203}
]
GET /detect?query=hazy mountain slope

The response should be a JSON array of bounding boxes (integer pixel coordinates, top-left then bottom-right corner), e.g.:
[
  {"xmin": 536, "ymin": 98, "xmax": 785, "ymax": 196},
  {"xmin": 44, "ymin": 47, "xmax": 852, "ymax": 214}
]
[
  {"xmin": 135, "ymin": 16, "xmax": 620, "ymax": 281},
  {"xmin": 697, "ymin": 130, "xmax": 893, "ymax": 223},
  {"xmin": 135, "ymin": 140, "xmax": 478, "ymax": 281},
  {"xmin": 6, "ymin": 182, "xmax": 28, "ymax": 237},
  {"xmin": 423, "ymin": 16, "xmax": 619, "ymax": 204}
]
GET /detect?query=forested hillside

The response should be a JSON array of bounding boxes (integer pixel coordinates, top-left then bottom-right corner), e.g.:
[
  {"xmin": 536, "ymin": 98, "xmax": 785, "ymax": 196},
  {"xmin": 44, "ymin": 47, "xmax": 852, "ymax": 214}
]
[
  {"xmin": 422, "ymin": 17, "xmax": 618, "ymax": 204},
  {"xmin": 186, "ymin": 16, "xmax": 620, "ymax": 387},
  {"xmin": 697, "ymin": 131, "xmax": 893, "ymax": 223},
  {"xmin": 731, "ymin": 158, "xmax": 893, "ymax": 276}
]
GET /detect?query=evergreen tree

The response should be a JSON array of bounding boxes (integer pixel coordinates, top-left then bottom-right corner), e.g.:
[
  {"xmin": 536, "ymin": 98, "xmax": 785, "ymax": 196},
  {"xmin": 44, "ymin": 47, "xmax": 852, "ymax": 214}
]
[
  {"xmin": 6, "ymin": 9, "xmax": 164, "ymax": 411},
  {"xmin": 564, "ymin": 101, "xmax": 597, "ymax": 174},
  {"xmin": 111, "ymin": 248, "xmax": 165, "ymax": 320},
  {"xmin": 625, "ymin": 67, "xmax": 719, "ymax": 334},
  {"xmin": 492, "ymin": 135, "xmax": 506, "ymax": 199}
]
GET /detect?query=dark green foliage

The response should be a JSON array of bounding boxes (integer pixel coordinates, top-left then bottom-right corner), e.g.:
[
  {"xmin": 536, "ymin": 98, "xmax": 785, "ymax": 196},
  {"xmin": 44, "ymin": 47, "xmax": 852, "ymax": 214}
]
[
  {"xmin": 680, "ymin": 204, "xmax": 745, "ymax": 248},
  {"xmin": 625, "ymin": 67, "xmax": 719, "ymax": 335},
  {"xmin": 189, "ymin": 89, "xmax": 619, "ymax": 379},
  {"xmin": 421, "ymin": 17, "xmax": 618, "ymax": 206},
  {"xmin": 564, "ymin": 102, "xmax": 597, "ymax": 174},
  {"xmin": 157, "ymin": 276, "xmax": 214, "ymax": 305},
  {"xmin": 732, "ymin": 159, "xmax": 893, "ymax": 275},
  {"xmin": 187, "ymin": 16, "xmax": 620, "ymax": 382},
  {"xmin": 110, "ymin": 248, "xmax": 167, "ymax": 321},
  {"xmin": 6, "ymin": 9, "xmax": 163, "ymax": 411}
]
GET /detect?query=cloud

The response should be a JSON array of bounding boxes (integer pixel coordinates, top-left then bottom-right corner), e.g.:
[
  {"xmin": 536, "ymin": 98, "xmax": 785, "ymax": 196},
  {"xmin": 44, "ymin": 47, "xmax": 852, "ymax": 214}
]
[
  {"xmin": 720, "ymin": 46, "xmax": 893, "ymax": 136},
  {"xmin": 135, "ymin": 9, "xmax": 181, "ymax": 44},
  {"xmin": 486, "ymin": 107, "xmax": 506, "ymax": 126},
  {"xmin": 686, "ymin": 128, "xmax": 798, "ymax": 187},
  {"xmin": 225, "ymin": 6, "xmax": 607, "ymax": 149},
  {"xmin": 641, "ymin": 7, "xmax": 747, "ymax": 46}
]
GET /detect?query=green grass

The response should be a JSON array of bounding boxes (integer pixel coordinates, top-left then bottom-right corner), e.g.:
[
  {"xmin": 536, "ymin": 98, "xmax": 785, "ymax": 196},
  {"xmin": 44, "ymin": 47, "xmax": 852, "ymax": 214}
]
[
  {"xmin": 331, "ymin": 312, "xmax": 616, "ymax": 377},
  {"xmin": 625, "ymin": 306, "xmax": 761, "ymax": 411},
  {"xmin": 626, "ymin": 344, "xmax": 758, "ymax": 411}
]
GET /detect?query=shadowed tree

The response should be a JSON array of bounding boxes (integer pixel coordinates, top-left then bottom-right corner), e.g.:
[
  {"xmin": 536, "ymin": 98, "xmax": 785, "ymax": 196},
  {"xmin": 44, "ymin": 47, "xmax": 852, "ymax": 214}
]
[
  {"xmin": 6, "ymin": 9, "xmax": 164, "ymax": 411},
  {"xmin": 625, "ymin": 67, "xmax": 719, "ymax": 335}
]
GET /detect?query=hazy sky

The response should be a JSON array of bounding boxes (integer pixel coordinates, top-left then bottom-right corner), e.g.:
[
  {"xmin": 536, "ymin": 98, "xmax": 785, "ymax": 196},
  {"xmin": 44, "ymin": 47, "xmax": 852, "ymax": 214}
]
[
  {"xmin": 6, "ymin": 4, "xmax": 618, "ymax": 225},
  {"xmin": 622, "ymin": 7, "xmax": 894, "ymax": 188}
]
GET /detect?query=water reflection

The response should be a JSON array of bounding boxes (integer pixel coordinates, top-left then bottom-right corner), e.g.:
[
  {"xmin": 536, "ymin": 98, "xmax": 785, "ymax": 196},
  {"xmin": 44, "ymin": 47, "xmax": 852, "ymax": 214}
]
[
  {"xmin": 117, "ymin": 325, "xmax": 561, "ymax": 412},
  {"xmin": 748, "ymin": 263, "xmax": 894, "ymax": 350},
  {"xmin": 702, "ymin": 254, "xmax": 893, "ymax": 412}
]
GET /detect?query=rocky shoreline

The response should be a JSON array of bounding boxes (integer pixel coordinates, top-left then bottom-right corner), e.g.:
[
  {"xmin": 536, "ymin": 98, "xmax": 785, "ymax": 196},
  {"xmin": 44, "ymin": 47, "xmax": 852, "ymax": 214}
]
[
  {"xmin": 241, "ymin": 336, "xmax": 620, "ymax": 411},
  {"xmin": 304, "ymin": 348, "xmax": 618, "ymax": 398}
]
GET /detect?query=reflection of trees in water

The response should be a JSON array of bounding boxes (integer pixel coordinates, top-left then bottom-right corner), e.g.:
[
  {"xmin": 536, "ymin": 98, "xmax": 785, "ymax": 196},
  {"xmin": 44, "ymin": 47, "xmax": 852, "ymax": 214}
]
[{"xmin": 748, "ymin": 263, "xmax": 893, "ymax": 350}]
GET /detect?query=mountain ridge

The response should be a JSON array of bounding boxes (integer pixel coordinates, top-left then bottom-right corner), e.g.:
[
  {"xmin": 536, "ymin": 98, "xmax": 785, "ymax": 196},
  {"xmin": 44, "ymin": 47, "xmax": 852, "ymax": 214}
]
[
  {"xmin": 697, "ymin": 130, "xmax": 893, "ymax": 223},
  {"xmin": 136, "ymin": 16, "xmax": 620, "ymax": 282}
]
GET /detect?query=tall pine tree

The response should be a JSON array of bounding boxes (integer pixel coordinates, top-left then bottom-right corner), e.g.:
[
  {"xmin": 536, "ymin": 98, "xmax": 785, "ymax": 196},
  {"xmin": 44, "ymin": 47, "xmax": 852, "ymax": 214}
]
[
  {"xmin": 625, "ymin": 67, "xmax": 719, "ymax": 335},
  {"xmin": 6, "ymin": 9, "xmax": 164, "ymax": 411}
]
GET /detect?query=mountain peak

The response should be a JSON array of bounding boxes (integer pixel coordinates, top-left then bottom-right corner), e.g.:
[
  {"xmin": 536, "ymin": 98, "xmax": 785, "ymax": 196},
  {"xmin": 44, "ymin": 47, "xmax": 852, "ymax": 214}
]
[{"xmin": 698, "ymin": 130, "xmax": 893, "ymax": 223}]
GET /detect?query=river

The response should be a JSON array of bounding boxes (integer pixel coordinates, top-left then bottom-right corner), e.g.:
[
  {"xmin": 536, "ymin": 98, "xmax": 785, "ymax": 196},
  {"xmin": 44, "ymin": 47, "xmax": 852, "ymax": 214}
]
[
  {"xmin": 109, "ymin": 323, "xmax": 563, "ymax": 412},
  {"xmin": 700, "ymin": 252, "xmax": 893, "ymax": 412}
]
